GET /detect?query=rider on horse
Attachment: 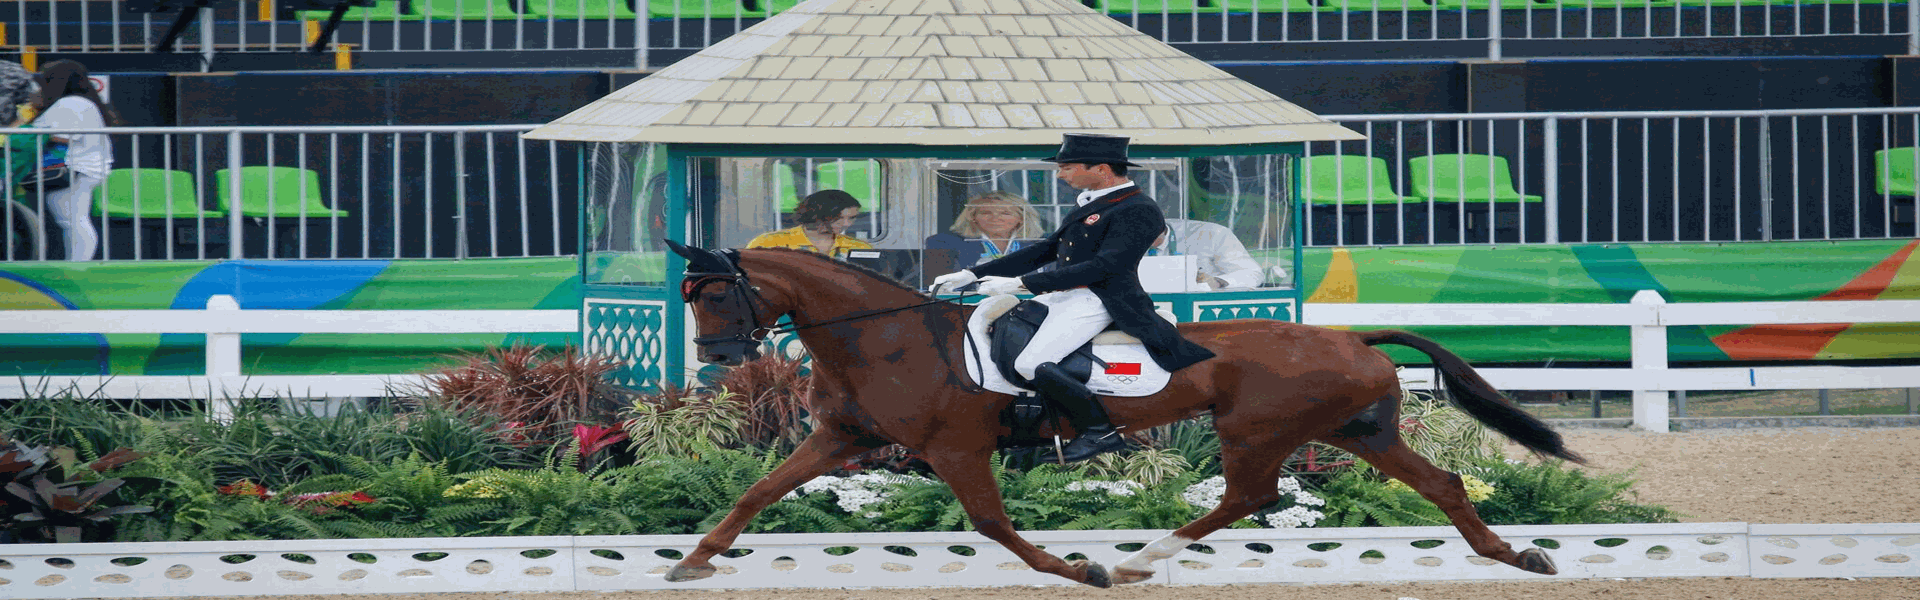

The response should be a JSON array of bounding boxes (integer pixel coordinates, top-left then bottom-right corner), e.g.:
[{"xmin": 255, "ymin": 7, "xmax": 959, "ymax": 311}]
[{"xmin": 932, "ymin": 133, "xmax": 1217, "ymax": 463}]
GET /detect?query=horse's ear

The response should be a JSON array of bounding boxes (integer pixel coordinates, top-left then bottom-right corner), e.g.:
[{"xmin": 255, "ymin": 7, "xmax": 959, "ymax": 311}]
[
  {"xmin": 664, "ymin": 238, "xmax": 698, "ymax": 261},
  {"xmin": 665, "ymin": 238, "xmax": 732, "ymax": 273}
]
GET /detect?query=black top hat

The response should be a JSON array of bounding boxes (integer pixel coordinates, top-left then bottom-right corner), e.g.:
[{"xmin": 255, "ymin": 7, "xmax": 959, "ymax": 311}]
[{"xmin": 1041, "ymin": 133, "xmax": 1141, "ymax": 167}]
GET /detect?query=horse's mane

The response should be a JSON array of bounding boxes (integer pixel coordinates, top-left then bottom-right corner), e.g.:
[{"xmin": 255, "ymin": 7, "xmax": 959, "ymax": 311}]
[{"xmin": 745, "ymin": 247, "xmax": 936, "ymax": 301}]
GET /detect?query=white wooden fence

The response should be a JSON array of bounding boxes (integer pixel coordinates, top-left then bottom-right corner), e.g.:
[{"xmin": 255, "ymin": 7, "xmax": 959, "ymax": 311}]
[{"xmin": 4, "ymin": 292, "xmax": 1918, "ymax": 431}]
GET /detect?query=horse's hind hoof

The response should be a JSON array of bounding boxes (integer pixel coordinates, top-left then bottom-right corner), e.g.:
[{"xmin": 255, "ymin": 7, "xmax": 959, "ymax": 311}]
[
  {"xmin": 1112, "ymin": 567, "xmax": 1156, "ymax": 585},
  {"xmin": 665, "ymin": 563, "xmax": 717, "ymax": 582},
  {"xmin": 1515, "ymin": 548, "xmax": 1558, "ymax": 576},
  {"xmin": 1071, "ymin": 560, "xmax": 1112, "ymax": 588}
]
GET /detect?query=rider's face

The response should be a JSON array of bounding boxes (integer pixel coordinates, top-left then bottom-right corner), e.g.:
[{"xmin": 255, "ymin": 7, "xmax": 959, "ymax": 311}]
[{"xmin": 1056, "ymin": 162, "xmax": 1109, "ymax": 190}]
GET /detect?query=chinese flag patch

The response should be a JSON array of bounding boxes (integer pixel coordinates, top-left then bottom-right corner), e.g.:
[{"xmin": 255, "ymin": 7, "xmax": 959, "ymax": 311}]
[{"xmin": 1104, "ymin": 362, "xmax": 1142, "ymax": 375}]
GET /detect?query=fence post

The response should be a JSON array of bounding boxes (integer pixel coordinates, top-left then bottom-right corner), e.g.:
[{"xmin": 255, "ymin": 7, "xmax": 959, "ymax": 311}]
[
  {"xmin": 1909, "ymin": 388, "xmax": 1918, "ymax": 415},
  {"xmin": 1543, "ymin": 117, "xmax": 1558, "ymax": 244},
  {"xmin": 206, "ymin": 294, "xmax": 242, "ymax": 423},
  {"xmin": 227, "ymin": 131, "xmax": 245, "ymax": 259},
  {"xmin": 1487, "ymin": 3, "xmax": 1502, "ymax": 62},
  {"xmin": 1630, "ymin": 290, "xmax": 1669, "ymax": 432}
]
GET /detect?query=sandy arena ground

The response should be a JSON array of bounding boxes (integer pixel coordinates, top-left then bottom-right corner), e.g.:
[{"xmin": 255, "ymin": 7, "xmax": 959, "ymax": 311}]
[{"xmin": 131, "ymin": 428, "xmax": 1920, "ymax": 600}]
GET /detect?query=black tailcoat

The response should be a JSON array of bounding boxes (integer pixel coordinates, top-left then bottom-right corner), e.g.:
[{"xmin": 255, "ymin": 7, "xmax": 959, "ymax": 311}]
[{"xmin": 970, "ymin": 185, "xmax": 1217, "ymax": 372}]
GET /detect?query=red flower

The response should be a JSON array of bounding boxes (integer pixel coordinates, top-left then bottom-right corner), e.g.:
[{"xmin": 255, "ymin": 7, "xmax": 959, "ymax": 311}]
[
  {"xmin": 219, "ymin": 481, "xmax": 271, "ymax": 498},
  {"xmin": 572, "ymin": 424, "xmax": 629, "ymax": 458}
]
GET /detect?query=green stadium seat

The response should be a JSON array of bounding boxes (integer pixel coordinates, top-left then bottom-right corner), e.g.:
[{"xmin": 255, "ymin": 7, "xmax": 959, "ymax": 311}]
[
  {"xmin": 296, "ymin": 0, "xmax": 424, "ymax": 22},
  {"xmin": 214, "ymin": 166, "xmax": 352, "ymax": 219},
  {"xmin": 1220, "ymin": 0, "xmax": 1336, "ymax": 11},
  {"xmin": 774, "ymin": 164, "xmax": 801, "ymax": 213},
  {"xmin": 1874, "ymin": 147, "xmax": 1918, "ymax": 197},
  {"xmin": 1433, "ymin": 0, "xmax": 1549, "ymax": 8},
  {"xmin": 1092, "ymin": 0, "xmax": 1225, "ymax": 13},
  {"xmin": 92, "ymin": 169, "xmax": 225, "ymax": 219},
  {"xmin": 1302, "ymin": 155, "xmax": 1411, "ymax": 205},
  {"xmin": 416, "ymin": 0, "xmax": 523, "ymax": 19},
  {"xmin": 646, "ymin": 0, "xmax": 763, "ymax": 18},
  {"xmin": 1406, "ymin": 154, "xmax": 1542, "ymax": 204},
  {"xmin": 522, "ymin": 0, "xmax": 636, "ymax": 18},
  {"xmin": 1319, "ymin": 0, "xmax": 1435, "ymax": 10}
]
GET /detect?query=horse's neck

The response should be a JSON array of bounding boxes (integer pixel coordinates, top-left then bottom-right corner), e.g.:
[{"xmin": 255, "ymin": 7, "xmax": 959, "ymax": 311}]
[{"xmin": 755, "ymin": 259, "xmax": 963, "ymax": 370}]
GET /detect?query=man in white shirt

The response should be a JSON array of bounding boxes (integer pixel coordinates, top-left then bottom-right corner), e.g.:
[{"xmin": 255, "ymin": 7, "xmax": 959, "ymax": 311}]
[{"xmin": 1153, "ymin": 219, "xmax": 1266, "ymax": 291}]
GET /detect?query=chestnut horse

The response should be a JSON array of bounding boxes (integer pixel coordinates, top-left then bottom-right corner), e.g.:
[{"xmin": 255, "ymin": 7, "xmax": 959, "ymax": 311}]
[{"xmin": 661, "ymin": 241, "xmax": 1579, "ymax": 587}]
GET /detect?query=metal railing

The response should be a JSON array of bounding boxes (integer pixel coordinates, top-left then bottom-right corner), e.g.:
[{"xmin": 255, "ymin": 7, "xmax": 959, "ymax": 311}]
[
  {"xmin": 6, "ymin": 107, "xmax": 1919, "ymax": 262},
  {"xmin": 1, "ymin": 1, "xmax": 1912, "ymax": 66},
  {"xmin": 3, "ymin": 124, "xmax": 567, "ymax": 261},
  {"xmin": 1307, "ymin": 106, "xmax": 1920, "ymax": 246}
]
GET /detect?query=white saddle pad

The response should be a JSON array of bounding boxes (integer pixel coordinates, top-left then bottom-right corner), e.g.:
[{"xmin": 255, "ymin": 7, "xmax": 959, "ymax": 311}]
[{"xmin": 963, "ymin": 294, "xmax": 1174, "ymax": 397}]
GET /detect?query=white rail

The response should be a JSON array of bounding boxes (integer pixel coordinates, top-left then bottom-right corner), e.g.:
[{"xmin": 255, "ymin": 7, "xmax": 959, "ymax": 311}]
[
  {"xmin": 5, "ymin": 291, "xmax": 1919, "ymax": 431},
  {"xmin": 0, "ymin": 522, "xmax": 1912, "ymax": 599}
]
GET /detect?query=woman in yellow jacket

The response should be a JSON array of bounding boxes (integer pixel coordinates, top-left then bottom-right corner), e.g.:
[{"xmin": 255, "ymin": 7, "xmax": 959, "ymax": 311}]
[{"xmin": 746, "ymin": 189, "xmax": 873, "ymax": 259}]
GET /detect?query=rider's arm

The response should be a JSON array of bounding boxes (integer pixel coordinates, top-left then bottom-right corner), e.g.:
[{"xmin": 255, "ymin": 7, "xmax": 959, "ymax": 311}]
[
  {"xmin": 1020, "ymin": 204, "xmax": 1162, "ymax": 293},
  {"xmin": 969, "ymin": 236, "xmax": 1057, "ymax": 279}
]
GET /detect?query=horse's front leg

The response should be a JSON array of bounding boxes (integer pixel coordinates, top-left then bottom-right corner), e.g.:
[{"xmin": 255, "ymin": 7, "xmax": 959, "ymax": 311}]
[
  {"xmin": 919, "ymin": 446, "xmax": 1112, "ymax": 588},
  {"xmin": 666, "ymin": 430, "xmax": 879, "ymax": 583}
]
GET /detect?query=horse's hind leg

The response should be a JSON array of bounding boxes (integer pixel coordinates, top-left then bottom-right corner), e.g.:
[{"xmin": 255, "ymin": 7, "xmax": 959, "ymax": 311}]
[
  {"xmin": 665, "ymin": 431, "xmax": 879, "ymax": 583},
  {"xmin": 918, "ymin": 445, "xmax": 1112, "ymax": 588},
  {"xmin": 1326, "ymin": 439, "xmax": 1558, "ymax": 576}
]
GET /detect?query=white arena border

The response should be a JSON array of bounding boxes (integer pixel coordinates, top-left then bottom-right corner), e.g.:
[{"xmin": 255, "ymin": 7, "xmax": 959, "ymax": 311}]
[{"xmin": 2, "ymin": 523, "xmax": 1915, "ymax": 597}]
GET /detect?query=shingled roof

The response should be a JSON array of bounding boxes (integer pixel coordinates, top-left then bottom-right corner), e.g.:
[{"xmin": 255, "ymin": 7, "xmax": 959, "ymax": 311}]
[{"xmin": 524, "ymin": 0, "xmax": 1361, "ymax": 146}]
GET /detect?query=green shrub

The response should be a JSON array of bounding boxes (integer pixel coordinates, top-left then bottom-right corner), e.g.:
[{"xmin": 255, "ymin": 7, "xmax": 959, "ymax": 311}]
[{"xmin": 1470, "ymin": 458, "xmax": 1683, "ymax": 525}]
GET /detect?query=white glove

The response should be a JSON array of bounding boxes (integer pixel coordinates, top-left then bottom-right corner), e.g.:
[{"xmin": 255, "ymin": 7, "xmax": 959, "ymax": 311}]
[
  {"xmin": 975, "ymin": 276, "xmax": 1027, "ymax": 296},
  {"xmin": 930, "ymin": 270, "xmax": 978, "ymax": 294}
]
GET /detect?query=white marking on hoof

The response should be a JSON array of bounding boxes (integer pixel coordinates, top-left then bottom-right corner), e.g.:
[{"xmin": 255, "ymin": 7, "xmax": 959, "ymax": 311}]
[{"xmin": 1117, "ymin": 534, "xmax": 1193, "ymax": 573}]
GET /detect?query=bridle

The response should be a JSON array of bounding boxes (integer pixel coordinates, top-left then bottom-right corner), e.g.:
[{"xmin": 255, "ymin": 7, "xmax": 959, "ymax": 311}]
[{"xmin": 680, "ymin": 248, "xmax": 977, "ymax": 349}]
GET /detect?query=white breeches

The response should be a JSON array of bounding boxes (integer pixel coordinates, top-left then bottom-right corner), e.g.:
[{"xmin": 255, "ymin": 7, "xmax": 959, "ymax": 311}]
[{"xmin": 1012, "ymin": 288, "xmax": 1112, "ymax": 380}]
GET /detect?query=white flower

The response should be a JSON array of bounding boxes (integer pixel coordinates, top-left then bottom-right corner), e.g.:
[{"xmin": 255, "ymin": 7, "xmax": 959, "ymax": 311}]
[
  {"xmin": 1184, "ymin": 476, "xmax": 1328, "ymax": 527},
  {"xmin": 1067, "ymin": 480, "xmax": 1142, "ymax": 497},
  {"xmin": 781, "ymin": 472, "xmax": 934, "ymax": 516}
]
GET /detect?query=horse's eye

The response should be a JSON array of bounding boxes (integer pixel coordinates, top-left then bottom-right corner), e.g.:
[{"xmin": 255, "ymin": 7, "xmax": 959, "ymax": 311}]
[{"xmin": 704, "ymin": 294, "xmax": 728, "ymax": 304}]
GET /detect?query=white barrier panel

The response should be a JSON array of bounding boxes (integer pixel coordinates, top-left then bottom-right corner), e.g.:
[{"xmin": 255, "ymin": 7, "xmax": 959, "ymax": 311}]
[
  {"xmin": 0, "ymin": 536, "xmax": 578, "ymax": 598},
  {"xmin": 6, "ymin": 523, "xmax": 1912, "ymax": 599},
  {"xmin": 1747, "ymin": 523, "xmax": 1920, "ymax": 579},
  {"xmin": 1165, "ymin": 523, "xmax": 1749, "ymax": 584}
]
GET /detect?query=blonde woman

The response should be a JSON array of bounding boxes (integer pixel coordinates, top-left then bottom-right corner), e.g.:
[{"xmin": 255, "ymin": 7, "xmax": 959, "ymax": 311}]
[{"xmin": 923, "ymin": 191, "xmax": 1043, "ymax": 272}]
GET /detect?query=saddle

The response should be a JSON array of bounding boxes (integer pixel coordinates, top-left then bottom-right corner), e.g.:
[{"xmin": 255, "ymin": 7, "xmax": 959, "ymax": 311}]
[{"xmin": 966, "ymin": 295, "xmax": 1177, "ymax": 448}]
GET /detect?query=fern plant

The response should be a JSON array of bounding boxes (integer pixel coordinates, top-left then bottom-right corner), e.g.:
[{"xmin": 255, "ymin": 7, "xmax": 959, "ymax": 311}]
[
  {"xmin": 1471, "ymin": 458, "xmax": 1683, "ymax": 525},
  {"xmin": 1312, "ymin": 468, "xmax": 1449, "ymax": 528}
]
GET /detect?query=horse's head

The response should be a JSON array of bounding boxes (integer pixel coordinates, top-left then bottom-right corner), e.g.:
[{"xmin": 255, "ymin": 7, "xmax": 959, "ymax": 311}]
[{"xmin": 665, "ymin": 239, "xmax": 786, "ymax": 366}]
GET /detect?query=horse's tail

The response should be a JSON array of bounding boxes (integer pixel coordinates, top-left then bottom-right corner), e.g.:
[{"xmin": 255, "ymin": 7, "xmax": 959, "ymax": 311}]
[{"xmin": 1359, "ymin": 330, "xmax": 1587, "ymax": 465}]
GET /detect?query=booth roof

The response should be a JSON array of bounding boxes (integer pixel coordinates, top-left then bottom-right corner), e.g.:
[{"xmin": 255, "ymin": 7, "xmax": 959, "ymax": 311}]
[{"xmin": 524, "ymin": 0, "xmax": 1361, "ymax": 146}]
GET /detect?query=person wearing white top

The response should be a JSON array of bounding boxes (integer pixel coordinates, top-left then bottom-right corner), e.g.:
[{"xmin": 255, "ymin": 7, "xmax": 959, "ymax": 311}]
[
  {"xmin": 31, "ymin": 60, "xmax": 115, "ymax": 262},
  {"xmin": 1153, "ymin": 219, "xmax": 1266, "ymax": 290}
]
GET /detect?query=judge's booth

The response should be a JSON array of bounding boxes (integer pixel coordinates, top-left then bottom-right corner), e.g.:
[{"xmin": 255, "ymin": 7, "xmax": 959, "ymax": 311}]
[{"xmin": 577, "ymin": 143, "xmax": 1306, "ymax": 388}]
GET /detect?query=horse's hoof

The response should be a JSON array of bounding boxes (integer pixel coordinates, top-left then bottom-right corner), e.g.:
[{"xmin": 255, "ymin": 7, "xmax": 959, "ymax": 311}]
[
  {"xmin": 1515, "ymin": 548, "xmax": 1558, "ymax": 576},
  {"xmin": 664, "ymin": 563, "xmax": 717, "ymax": 582},
  {"xmin": 1112, "ymin": 567, "xmax": 1156, "ymax": 585},
  {"xmin": 1070, "ymin": 560, "xmax": 1113, "ymax": 588}
]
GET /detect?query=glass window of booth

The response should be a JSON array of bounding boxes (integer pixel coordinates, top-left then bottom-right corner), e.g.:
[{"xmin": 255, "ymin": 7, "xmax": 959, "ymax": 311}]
[
  {"xmin": 604, "ymin": 151, "xmax": 1297, "ymax": 293},
  {"xmin": 925, "ymin": 155, "xmax": 1294, "ymax": 292},
  {"xmin": 584, "ymin": 142, "xmax": 669, "ymax": 286}
]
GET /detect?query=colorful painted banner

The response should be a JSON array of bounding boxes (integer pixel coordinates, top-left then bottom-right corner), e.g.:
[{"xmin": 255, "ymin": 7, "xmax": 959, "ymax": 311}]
[
  {"xmin": 3, "ymin": 239, "xmax": 1915, "ymax": 378},
  {"xmin": 1306, "ymin": 239, "xmax": 1920, "ymax": 364},
  {"xmin": 1, "ymin": 259, "xmax": 580, "ymax": 377}
]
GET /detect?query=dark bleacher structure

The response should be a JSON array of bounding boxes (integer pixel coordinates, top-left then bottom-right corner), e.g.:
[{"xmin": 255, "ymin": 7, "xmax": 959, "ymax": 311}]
[{"xmin": 4, "ymin": 1, "xmax": 1918, "ymax": 259}]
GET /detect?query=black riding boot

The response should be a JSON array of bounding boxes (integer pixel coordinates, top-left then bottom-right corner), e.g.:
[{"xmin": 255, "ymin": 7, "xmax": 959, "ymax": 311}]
[{"xmin": 1031, "ymin": 362, "xmax": 1127, "ymax": 464}]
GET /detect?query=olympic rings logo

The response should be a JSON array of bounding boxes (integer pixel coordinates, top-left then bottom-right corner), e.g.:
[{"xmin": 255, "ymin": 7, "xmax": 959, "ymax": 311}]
[{"xmin": 1106, "ymin": 375, "xmax": 1139, "ymax": 384}]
